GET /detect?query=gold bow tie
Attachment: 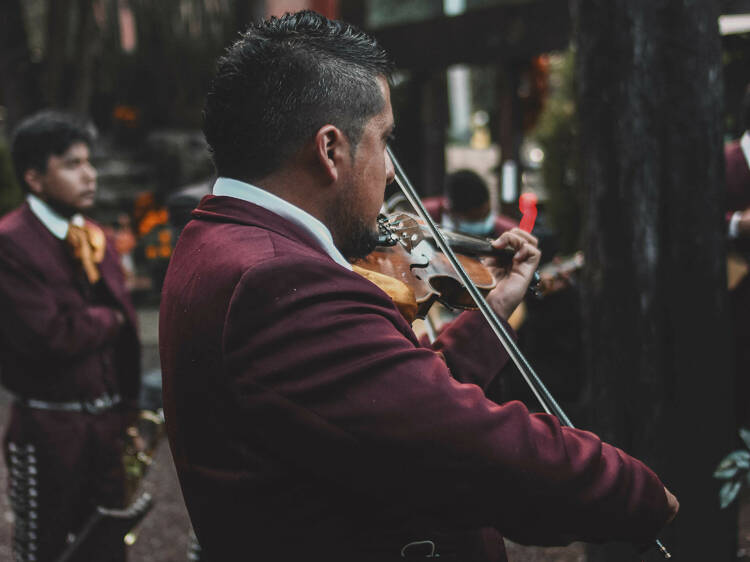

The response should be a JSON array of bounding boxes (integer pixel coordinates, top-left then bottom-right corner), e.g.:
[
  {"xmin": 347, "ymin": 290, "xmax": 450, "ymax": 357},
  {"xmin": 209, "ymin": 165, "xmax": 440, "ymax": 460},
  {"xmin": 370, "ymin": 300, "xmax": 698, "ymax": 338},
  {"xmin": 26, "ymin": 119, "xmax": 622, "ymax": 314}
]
[{"xmin": 66, "ymin": 222, "xmax": 106, "ymax": 284}]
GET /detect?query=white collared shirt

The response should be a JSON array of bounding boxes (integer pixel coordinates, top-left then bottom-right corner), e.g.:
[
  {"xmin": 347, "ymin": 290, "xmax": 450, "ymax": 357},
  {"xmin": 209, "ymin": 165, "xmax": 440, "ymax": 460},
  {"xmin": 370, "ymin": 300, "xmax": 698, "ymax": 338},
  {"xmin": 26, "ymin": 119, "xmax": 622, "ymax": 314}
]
[
  {"xmin": 212, "ymin": 177, "xmax": 352, "ymax": 270},
  {"xmin": 741, "ymin": 131, "xmax": 750, "ymax": 170},
  {"xmin": 27, "ymin": 194, "xmax": 84, "ymax": 240}
]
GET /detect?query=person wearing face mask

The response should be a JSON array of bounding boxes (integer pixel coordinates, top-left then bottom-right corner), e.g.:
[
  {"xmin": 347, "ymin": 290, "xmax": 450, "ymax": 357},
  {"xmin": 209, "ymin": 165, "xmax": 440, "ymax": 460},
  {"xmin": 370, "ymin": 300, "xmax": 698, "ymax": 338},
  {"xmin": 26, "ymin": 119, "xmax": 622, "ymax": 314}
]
[
  {"xmin": 423, "ymin": 169, "xmax": 518, "ymax": 238},
  {"xmin": 424, "ymin": 168, "xmax": 586, "ymax": 407}
]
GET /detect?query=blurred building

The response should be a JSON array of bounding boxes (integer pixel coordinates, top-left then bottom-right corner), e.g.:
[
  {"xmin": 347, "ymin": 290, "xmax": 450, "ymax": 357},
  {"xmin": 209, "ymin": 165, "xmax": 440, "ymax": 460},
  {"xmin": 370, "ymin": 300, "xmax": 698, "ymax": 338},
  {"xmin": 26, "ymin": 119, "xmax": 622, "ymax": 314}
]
[{"xmin": 343, "ymin": 0, "xmax": 568, "ymax": 214}]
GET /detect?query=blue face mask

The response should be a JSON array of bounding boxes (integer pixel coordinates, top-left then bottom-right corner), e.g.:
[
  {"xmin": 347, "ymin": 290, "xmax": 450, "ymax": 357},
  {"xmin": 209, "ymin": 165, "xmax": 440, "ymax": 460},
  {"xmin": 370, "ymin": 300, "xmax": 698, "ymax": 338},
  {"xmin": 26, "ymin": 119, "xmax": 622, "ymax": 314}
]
[{"xmin": 443, "ymin": 212, "xmax": 497, "ymax": 237}]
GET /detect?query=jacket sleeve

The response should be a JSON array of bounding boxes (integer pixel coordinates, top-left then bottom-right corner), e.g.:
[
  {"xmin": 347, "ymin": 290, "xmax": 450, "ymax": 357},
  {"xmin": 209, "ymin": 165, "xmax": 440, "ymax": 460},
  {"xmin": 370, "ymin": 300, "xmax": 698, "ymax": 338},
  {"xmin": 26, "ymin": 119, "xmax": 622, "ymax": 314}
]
[
  {"xmin": 429, "ymin": 309, "xmax": 516, "ymax": 391},
  {"xmin": 0, "ymin": 244, "xmax": 122, "ymax": 360},
  {"xmin": 224, "ymin": 255, "xmax": 671, "ymax": 548}
]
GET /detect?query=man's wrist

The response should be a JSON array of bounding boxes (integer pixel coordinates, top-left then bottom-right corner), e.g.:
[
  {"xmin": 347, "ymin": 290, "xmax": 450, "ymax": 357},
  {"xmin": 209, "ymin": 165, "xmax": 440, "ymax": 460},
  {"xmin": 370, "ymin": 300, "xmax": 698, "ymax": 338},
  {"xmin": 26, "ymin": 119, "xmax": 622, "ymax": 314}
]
[{"xmin": 487, "ymin": 295, "xmax": 514, "ymax": 320}]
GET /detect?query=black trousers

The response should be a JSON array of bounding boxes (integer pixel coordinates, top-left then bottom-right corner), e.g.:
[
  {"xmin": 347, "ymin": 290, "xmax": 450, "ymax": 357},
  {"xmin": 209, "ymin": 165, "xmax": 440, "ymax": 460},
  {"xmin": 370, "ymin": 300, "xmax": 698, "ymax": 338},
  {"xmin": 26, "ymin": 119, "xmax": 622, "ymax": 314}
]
[{"xmin": 4, "ymin": 403, "xmax": 127, "ymax": 562}]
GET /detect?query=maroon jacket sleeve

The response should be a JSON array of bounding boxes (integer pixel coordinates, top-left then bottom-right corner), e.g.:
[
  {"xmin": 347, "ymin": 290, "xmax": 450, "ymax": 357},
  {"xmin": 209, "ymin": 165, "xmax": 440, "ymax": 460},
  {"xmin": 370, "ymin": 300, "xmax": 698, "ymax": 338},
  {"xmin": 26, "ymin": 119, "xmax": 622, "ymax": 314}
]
[
  {"xmin": 222, "ymin": 254, "xmax": 671, "ymax": 548},
  {"xmin": 0, "ymin": 244, "xmax": 121, "ymax": 360},
  {"xmin": 429, "ymin": 310, "xmax": 515, "ymax": 390}
]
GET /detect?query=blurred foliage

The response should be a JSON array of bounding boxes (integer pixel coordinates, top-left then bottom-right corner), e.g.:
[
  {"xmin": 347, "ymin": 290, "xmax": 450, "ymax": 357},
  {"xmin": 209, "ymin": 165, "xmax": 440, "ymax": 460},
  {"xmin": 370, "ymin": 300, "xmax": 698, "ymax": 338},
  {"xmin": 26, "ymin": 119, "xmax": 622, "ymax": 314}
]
[
  {"xmin": 531, "ymin": 48, "xmax": 581, "ymax": 254},
  {"xmin": 714, "ymin": 428, "xmax": 750, "ymax": 508},
  {"xmin": 0, "ymin": 140, "xmax": 22, "ymax": 218}
]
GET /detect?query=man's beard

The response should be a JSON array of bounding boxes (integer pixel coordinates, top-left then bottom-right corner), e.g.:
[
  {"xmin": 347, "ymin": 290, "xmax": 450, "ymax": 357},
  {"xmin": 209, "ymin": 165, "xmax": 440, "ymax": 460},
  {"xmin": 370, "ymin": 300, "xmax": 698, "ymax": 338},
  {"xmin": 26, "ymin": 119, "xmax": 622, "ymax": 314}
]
[
  {"xmin": 339, "ymin": 219, "xmax": 379, "ymax": 261},
  {"xmin": 327, "ymin": 194, "xmax": 380, "ymax": 261}
]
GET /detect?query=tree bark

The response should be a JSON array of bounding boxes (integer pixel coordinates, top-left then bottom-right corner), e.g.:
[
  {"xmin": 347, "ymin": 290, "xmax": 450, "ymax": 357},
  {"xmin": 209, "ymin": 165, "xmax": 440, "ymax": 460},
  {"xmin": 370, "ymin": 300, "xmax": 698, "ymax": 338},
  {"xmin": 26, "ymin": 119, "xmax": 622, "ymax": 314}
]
[
  {"xmin": 69, "ymin": 0, "xmax": 99, "ymax": 115},
  {"xmin": 0, "ymin": 0, "xmax": 40, "ymax": 131},
  {"xmin": 44, "ymin": 0, "xmax": 75, "ymax": 107},
  {"xmin": 573, "ymin": 0, "xmax": 736, "ymax": 560}
]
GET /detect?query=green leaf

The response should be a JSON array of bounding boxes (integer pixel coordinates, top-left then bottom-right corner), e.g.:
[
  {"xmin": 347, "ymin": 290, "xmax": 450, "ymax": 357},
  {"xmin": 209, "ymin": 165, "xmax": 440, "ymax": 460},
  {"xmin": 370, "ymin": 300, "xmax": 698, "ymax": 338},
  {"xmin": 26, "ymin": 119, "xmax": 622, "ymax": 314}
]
[
  {"xmin": 720, "ymin": 480, "xmax": 742, "ymax": 509},
  {"xmin": 727, "ymin": 450, "xmax": 750, "ymax": 468},
  {"xmin": 715, "ymin": 466, "xmax": 739, "ymax": 480},
  {"xmin": 715, "ymin": 450, "xmax": 750, "ymax": 475},
  {"xmin": 740, "ymin": 428, "xmax": 750, "ymax": 451},
  {"xmin": 716, "ymin": 456, "xmax": 736, "ymax": 471}
]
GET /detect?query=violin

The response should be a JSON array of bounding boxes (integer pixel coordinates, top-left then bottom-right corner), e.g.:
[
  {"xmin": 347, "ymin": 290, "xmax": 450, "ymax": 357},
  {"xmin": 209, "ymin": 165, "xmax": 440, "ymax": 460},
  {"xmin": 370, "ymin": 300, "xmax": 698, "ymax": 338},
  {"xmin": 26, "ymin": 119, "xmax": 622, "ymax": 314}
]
[{"xmin": 353, "ymin": 213, "xmax": 516, "ymax": 321}]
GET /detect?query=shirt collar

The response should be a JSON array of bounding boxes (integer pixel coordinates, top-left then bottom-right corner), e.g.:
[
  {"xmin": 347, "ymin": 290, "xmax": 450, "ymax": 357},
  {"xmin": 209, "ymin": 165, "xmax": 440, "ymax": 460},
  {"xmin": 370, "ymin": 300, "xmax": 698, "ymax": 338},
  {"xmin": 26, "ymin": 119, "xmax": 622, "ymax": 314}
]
[
  {"xmin": 212, "ymin": 177, "xmax": 352, "ymax": 270},
  {"xmin": 741, "ymin": 131, "xmax": 750, "ymax": 170},
  {"xmin": 26, "ymin": 194, "xmax": 84, "ymax": 240}
]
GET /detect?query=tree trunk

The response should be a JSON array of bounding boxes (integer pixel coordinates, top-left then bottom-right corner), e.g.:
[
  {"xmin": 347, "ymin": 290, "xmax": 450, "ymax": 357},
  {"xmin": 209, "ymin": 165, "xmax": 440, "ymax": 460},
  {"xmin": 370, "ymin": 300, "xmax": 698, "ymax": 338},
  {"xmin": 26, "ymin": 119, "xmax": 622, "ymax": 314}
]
[
  {"xmin": 0, "ymin": 0, "xmax": 40, "ymax": 131},
  {"xmin": 418, "ymin": 71, "xmax": 447, "ymax": 197},
  {"xmin": 573, "ymin": 1, "xmax": 736, "ymax": 560},
  {"xmin": 235, "ymin": 0, "xmax": 266, "ymax": 27},
  {"xmin": 69, "ymin": 0, "xmax": 99, "ymax": 115},
  {"xmin": 44, "ymin": 0, "xmax": 75, "ymax": 107}
]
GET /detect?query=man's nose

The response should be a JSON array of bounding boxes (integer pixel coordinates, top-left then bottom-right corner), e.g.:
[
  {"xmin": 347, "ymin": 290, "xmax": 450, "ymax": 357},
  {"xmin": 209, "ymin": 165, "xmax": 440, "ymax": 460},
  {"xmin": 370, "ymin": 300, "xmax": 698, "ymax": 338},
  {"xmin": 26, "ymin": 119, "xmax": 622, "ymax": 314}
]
[
  {"xmin": 84, "ymin": 162, "xmax": 97, "ymax": 182},
  {"xmin": 385, "ymin": 150, "xmax": 395, "ymax": 185}
]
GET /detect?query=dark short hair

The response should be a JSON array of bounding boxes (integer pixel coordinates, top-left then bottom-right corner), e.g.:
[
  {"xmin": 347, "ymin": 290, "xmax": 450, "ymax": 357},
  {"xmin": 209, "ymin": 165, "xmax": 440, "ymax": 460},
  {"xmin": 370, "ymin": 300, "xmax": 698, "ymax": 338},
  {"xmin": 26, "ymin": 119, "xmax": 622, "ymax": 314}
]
[
  {"xmin": 11, "ymin": 110, "xmax": 94, "ymax": 191},
  {"xmin": 446, "ymin": 169, "xmax": 489, "ymax": 213},
  {"xmin": 203, "ymin": 10, "xmax": 393, "ymax": 181}
]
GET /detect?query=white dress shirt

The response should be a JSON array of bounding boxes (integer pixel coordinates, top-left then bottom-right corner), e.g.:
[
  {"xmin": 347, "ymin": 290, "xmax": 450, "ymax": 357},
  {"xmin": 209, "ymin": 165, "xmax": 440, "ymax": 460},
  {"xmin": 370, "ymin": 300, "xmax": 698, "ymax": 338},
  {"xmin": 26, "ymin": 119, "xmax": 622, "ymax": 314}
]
[
  {"xmin": 212, "ymin": 177, "xmax": 352, "ymax": 270},
  {"xmin": 27, "ymin": 193, "xmax": 84, "ymax": 240}
]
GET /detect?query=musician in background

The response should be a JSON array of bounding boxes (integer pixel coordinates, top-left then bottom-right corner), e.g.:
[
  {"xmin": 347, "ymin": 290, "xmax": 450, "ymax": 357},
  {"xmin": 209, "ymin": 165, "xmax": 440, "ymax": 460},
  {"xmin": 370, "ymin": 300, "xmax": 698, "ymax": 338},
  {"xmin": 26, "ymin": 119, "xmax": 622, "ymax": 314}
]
[
  {"xmin": 423, "ymin": 169, "xmax": 517, "ymax": 238},
  {"xmin": 726, "ymin": 85, "xmax": 750, "ymax": 241},
  {"xmin": 726, "ymin": 84, "xmax": 750, "ymax": 427},
  {"xmin": 159, "ymin": 11, "xmax": 677, "ymax": 561},
  {"xmin": 423, "ymin": 170, "xmax": 584, "ymax": 405},
  {"xmin": 0, "ymin": 111, "xmax": 141, "ymax": 561},
  {"xmin": 422, "ymin": 169, "xmax": 562, "ymax": 274}
]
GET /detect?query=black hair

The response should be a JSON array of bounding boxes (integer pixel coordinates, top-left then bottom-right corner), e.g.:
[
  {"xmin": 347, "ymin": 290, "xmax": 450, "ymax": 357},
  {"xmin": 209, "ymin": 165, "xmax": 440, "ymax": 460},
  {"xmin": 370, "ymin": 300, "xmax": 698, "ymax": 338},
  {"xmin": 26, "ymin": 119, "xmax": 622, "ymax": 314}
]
[
  {"xmin": 742, "ymin": 83, "xmax": 750, "ymax": 134},
  {"xmin": 11, "ymin": 110, "xmax": 94, "ymax": 191},
  {"xmin": 203, "ymin": 10, "xmax": 393, "ymax": 182},
  {"xmin": 445, "ymin": 169, "xmax": 489, "ymax": 213}
]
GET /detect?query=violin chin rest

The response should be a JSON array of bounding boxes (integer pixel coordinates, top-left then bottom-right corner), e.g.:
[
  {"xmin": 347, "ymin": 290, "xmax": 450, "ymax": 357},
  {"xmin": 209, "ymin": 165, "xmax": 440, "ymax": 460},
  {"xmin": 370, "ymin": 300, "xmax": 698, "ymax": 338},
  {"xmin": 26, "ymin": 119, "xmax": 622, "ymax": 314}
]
[{"xmin": 352, "ymin": 265, "xmax": 418, "ymax": 323}]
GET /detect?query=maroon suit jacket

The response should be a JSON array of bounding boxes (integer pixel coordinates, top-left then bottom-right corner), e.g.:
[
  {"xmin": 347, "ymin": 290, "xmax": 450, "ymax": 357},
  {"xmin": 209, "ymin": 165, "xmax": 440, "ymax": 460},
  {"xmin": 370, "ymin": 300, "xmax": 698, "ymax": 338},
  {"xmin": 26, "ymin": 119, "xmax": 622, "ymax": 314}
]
[
  {"xmin": 159, "ymin": 194, "xmax": 669, "ymax": 561},
  {"xmin": 0, "ymin": 203, "xmax": 140, "ymax": 405},
  {"xmin": 726, "ymin": 139, "xmax": 750, "ymax": 218}
]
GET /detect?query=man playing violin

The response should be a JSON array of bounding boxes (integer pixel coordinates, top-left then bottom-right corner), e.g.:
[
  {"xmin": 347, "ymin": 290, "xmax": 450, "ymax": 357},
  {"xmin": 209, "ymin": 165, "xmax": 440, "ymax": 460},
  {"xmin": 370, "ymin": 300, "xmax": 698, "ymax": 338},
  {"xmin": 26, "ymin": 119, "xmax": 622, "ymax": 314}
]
[{"xmin": 159, "ymin": 10, "xmax": 678, "ymax": 561}]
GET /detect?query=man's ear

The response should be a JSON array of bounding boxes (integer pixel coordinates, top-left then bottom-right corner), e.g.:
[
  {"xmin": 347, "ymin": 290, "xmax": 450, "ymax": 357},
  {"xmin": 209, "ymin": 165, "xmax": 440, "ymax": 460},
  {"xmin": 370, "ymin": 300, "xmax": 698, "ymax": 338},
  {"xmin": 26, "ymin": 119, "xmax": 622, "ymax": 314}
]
[
  {"xmin": 24, "ymin": 169, "xmax": 44, "ymax": 196},
  {"xmin": 314, "ymin": 125, "xmax": 348, "ymax": 183}
]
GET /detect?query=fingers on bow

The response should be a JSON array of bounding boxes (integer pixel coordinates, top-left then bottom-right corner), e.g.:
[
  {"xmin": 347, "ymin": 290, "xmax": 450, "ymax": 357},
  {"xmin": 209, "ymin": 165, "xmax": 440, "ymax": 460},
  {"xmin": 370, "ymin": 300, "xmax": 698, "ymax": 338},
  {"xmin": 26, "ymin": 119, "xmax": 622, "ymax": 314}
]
[{"xmin": 491, "ymin": 228, "xmax": 540, "ymax": 264}]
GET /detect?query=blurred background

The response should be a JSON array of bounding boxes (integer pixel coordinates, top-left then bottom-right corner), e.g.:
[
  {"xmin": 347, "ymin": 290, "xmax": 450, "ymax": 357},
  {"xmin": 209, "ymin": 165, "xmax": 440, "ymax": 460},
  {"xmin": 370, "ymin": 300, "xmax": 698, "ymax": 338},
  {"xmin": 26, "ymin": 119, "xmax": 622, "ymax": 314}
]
[{"xmin": 1, "ymin": 1, "xmax": 750, "ymax": 560}]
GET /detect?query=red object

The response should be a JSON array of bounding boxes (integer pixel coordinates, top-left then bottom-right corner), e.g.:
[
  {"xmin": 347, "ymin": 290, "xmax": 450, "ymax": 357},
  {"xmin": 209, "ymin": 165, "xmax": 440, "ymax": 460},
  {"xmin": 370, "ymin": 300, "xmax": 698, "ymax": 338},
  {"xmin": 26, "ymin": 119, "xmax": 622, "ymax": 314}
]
[{"xmin": 519, "ymin": 192, "xmax": 538, "ymax": 233}]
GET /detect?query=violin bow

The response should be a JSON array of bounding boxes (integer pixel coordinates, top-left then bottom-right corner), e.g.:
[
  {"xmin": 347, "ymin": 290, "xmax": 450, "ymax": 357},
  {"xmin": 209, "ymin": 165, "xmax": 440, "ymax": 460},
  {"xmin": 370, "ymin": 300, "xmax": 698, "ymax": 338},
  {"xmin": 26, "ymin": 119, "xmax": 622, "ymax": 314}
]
[{"xmin": 386, "ymin": 146, "xmax": 671, "ymax": 559}]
